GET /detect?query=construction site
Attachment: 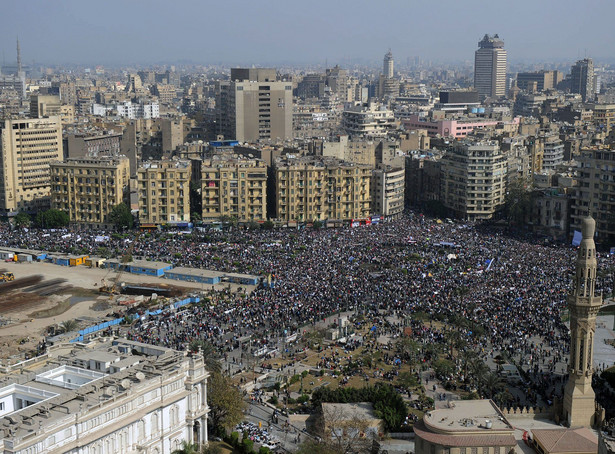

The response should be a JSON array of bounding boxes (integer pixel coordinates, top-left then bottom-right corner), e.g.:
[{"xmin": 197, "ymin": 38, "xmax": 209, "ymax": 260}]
[{"xmin": 0, "ymin": 258, "xmax": 256, "ymax": 364}]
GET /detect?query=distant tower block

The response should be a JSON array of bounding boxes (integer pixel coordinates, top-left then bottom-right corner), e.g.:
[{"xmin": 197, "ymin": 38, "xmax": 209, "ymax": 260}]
[
  {"xmin": 562, "ymin": 216, "xmax": 603, "ymax": 428},
  {"xmin": 383, "ymin": 50, "xmax": 394, "ymax": 79}
]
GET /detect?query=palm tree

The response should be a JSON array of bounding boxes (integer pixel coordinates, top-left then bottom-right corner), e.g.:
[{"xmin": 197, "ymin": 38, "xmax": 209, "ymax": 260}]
[
  {"xmin": 60, "ymin": 319, "xmax": 79, "ymax": 334},
  {"xmin": 171, "ymin": 441, "xmax": 201, "ymax": 454},
  {"xmin": 480, "ymin": 372, "xmax": 504, "ymax": 399},
  {"xmin": 189, "ymin": 339, "xmax": 221, "ymax": 374}
]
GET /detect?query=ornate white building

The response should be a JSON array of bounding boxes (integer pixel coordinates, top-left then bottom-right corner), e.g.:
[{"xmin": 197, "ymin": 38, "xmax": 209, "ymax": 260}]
[{"xmin": 0, "ymin": 339, "xmax": 209, "ymax": 453}]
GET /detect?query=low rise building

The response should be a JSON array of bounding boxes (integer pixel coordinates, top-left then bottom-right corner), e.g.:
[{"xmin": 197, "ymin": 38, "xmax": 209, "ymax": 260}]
[
  {"xmin": 413, "ymin": 400, "xmax": 516, "ymax": 454},
  {"xmin": 137, "ymin": 160, "xmax": 191, "ymax": 225},
  {"xmin": 0, "ymin": 338, "xmax": 208, "ymax": 453},
  {"xmin": 402, "ymin": 114, "xmax": 502, "ymax": 139},
  {"xmin": 50, "ymin": 156, "xmax": 130, "ymax": 229},
  {"xmin": 201, "ymin": 155, "xmax": 267, "ymax": 223}
]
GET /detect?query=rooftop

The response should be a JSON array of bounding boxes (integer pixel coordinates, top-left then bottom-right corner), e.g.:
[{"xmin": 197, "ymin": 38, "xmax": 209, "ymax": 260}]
[{"xmin": 423, "ymin": 399, "xmax": 513, "ymax": 433}]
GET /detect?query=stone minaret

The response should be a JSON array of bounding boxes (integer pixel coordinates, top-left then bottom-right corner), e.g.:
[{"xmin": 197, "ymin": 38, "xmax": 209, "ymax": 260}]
[{"xmin": 563, "ymin": 216, "xmax": 602, "ymax": 427}]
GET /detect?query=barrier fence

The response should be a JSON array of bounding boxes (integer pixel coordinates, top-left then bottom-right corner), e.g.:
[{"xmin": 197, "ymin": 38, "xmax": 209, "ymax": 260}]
[{"xmin": 69, "ymin": 296, "xmax": 201, "ymax": 343}]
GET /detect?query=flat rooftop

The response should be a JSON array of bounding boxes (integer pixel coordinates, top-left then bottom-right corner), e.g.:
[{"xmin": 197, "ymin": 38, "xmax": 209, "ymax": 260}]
[{"xmin": 424, "ymin": 399, "xmax": 513, "ymax": 432}]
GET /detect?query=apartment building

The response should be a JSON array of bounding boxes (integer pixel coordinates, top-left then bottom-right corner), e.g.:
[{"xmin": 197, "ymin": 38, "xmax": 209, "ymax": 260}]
[
  {"xmin": 0, "ymin": 117, "xmax": 63, "ymax": 216},
  {"xmin": 273, "ymin": 156, "xmax": 371, "ymax": 222},
  {"xmin": 371, "ymin": 165, "xmax": 405, "ymax": 219},
  {"xmin": 341, "ymin": 103, "xmax": 395, "ymax": 137},
  {"xmin": 440, "ymin": 141, "xmax": 507, "ymax": 220},
  {"xmin": 0, "ymin": 338, "xmax": 208, "ymax": 453},
  {"xmin": 571, "ymin": 148, "xmax": 615, "ymax": 247},
  {"xmin": 201, "ymin": 155, "xmax": 267, "ymax": 223},
  {"xmin": 50, "ymin": 156, "xmax": 130, "ymax": 229},
  {"xmin": 138, "ymin": 160, "xmax": 191, "ymax": 225}
]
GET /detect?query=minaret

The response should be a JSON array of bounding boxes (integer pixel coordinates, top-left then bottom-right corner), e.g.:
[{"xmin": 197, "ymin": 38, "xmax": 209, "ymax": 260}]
[
  {"xmin": 16, "ymin": 37, "xmax": 21, "ymax": 74},
  {"xmin": 562, "ymin": 216, "xmax": 602, "ymax": 427},
  {"xmin": 383, "ymin": 50, "xmax": 394, "ymax": 79}
]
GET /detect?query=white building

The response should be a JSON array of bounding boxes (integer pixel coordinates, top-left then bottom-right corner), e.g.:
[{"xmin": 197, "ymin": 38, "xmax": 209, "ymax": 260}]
[
  {"xmin": 0, "ymin": 338, "xmax": 208, "ymax": 453},
  {"xmin": 93, "ymin": 101, "xmax": 160, "ymax": 119},
  {"xmin": 542, "ymin": 137, "xmax": 565, "ymax": 171},
  {"xmin": 342, "ymin": 103, "xmax": 395, "ymax": 137}
]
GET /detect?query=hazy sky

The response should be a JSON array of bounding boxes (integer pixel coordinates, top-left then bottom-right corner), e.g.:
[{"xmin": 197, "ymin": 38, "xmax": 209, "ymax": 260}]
[{"xmin": 1, "ymin": 0, "xmax": 614, "ymax": 67}]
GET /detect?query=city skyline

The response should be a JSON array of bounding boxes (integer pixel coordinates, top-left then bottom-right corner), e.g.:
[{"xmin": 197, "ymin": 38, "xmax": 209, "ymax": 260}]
[{"xmin": 1, "ymin": 0, "xmax": 614, "ymax": 67}]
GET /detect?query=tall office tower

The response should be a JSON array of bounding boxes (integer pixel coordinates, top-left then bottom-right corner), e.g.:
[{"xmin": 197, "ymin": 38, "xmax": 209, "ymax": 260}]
[
  {"xmin": 0, "ymin": 117, "xmax": 63, "ymax": 215},
  {"xmin": 383, "ymin": 50, "xmax": 394, "ymax": 79},
  {"xmin": 474, "ymin": 34, "xmax": 507, "ymax": 99},
  {"xmin": 563, "ymin": 216, "xmax": 602, "ymax": 428},
  {"xmin": 570, "ymin": 58, "xmax": 595, "ymax": 102},
  {"xmin": 216, "ymin": 68, "xmax": 292, "ymax": 142}
]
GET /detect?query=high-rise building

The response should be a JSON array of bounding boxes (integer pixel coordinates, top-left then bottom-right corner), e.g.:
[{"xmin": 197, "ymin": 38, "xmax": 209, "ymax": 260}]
[
  {"xmin": 29, "ymin": 94, "xmax": 62, "ymax": 118},
  {"xmin": 571, "ymin": 148, "xmax": 615, "ymax": 246},
  {"xmin": 200, "ymin": 155, "xmax": 267, "ymax": 223},
  {"xmin": 50, "ymin": 156, "xmax": 130, "ymax": 228},
  {"xmin": 562, "ymin": 216, "xmax": 602, "ymax": 427},
  {"xmin": 273, "ymin": 156, "xmax": 371, "ymax": 222},
  {"xmin": 0, "ymin": 117, "xmax": 63, "ymax": 215},
  {"xmin": 440, "ymin": 141, "xmax": 507, "ymax": 220},
  {"xmin": 474, "ymin": 34, "xmax": 507, "ymax": 99},
  {"xmin": 383, "ymin": 50, "xmax": 394, "ymax": 79},
  {"xmin": 137, "ymin": 160, "xmax": 191, "ymax": 225},
  {"xmin": 570, "ymin": 58, "xmax": 595, "ymax": 102},
  {"xmin": 216, "ymin": 68, "xmax": 292, "ymax": 142}
]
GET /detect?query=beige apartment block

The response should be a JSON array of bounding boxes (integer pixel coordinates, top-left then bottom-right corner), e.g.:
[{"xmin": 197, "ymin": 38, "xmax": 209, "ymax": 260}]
[
  {"xmin": 371, "ymin": 165, "xmax": 405, "ymax": 219},
  {"xmin": 274, "ymin": 156, "xmax": 371, "ymax": 222},
  {"xmin": 0, "ymin": 116, "xmax": 63, "ymax": 215},
  {"xmin": 137, "ymin": 160, "xmax": 191, "ymax": 225},
  {"xmin": 50, "ymin": 156, "xmax": 129, "ymax": 228},
  {"xmin": 441, "ymin": 141, "xmax": 507, "ymax": 220},
  {"xmin": 201, "ymin": 156, "xmax": 267, "ymax": 223}
]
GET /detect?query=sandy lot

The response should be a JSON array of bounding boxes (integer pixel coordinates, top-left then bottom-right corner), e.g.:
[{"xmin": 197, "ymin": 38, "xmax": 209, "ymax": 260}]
[{"xmin": 0, "ymin": 260, "xmax": 255, "ymax": 359}]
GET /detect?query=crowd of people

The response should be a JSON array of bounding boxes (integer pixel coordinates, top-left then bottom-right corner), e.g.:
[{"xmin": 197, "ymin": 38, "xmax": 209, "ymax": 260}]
[{"xmin": 1, "ymin": 213, "xmax": 614, "ymax": 410}]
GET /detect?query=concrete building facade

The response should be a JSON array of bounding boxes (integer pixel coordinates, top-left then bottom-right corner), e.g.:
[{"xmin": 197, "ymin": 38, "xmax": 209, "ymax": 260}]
[
  {"xmin": 201, "ymin": 155, "xmax": 267, "ymax": 223},
  {"xmin": 138, "ymin": 160, "xmax": 191, "ymax": 225},
  {"xmin": 342, "ymin": 103, "xmax": 395, "ymax": 137},
  {"xmin": 571, "ymin": 148, "xmax": 615, "ymax": 247},
  {"xmin": 0, "ymin": 338, "xmax": 209, "ymax": 453},
  {"xmin": 474, "ymin": 34, "xmax": 507, "ymax": 99},
  {"xmin": 441, "ymin": 141, "xmax": 507, "ymax": 220},
  {"xmin": 371, "ymin": 165, "xmax": 405, "ymax": 219},
  {"xmin": 217, "ymin": 68, "xmax": 293, "ymax": 142},
  {"xmin": 50, "ymin": 156, "xmax": 130, "ymax": 229},
  {"xmin": 0, "ymin": 117, "xmax": 63, "ymax": 216},
  {"xmin": 273, "ymin": 157, "xmax": 371, "ymax": 222}
]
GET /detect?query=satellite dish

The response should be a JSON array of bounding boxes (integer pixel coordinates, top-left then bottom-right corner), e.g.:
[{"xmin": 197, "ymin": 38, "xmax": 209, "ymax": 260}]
[
  {"xmin": 135, "ymin": 372, "xmax": 145, "ymax": 381},
  {"xmin": 104, "ymin": 386, "xmax": 115, "ymax": 396},
  {"xmin": 121, "ymin": 379, "xmax": 131, "ymax": 390}
]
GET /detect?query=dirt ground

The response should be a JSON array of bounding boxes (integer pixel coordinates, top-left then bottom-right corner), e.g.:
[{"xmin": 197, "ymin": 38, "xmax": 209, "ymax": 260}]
[{"xmin": 0, "ymin": 260, "xmax": 256, "ymax": 360}]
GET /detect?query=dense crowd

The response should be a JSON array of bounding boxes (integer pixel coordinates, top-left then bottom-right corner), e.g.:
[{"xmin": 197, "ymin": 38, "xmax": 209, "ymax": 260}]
[{"xmin": 1, "ymin": 214, "xmax": 614, "ymax": 408}]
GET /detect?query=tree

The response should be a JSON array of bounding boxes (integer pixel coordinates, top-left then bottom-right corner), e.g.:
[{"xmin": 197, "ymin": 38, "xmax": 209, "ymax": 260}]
[
  {"xmin": 207, "ymin": 371, "xmax": 246, "ymax": 431},
  {"xmin": 108, "ymin": 203, "xmax": 133, "ymax": 230},
  {"xmin": 189, "ymin": 339, "xmax": 221, "ymax": 374},
  {"xmin": 60, "ymin": 320, "xmax": 79, "ymax": 333},
  {"xmin": 35, "ymin": 209, "xmax": 70, "ymax": 228},
  {"xmin": 262, "ymin": 220, "xmax": 274, "ymax": 230},
  {"xmin": 171, "ymin": 441, "xmax": 201, "ymax": 454},
  {"xmin": 13, "ymin": 212, "xmax": 31, "ymax": 228},
  {"xmin": 479, "ymin": 372, "xmax": 504, "ymax": 399},
  {"xmin": 503, "ymin": 177, "xmax": 535, "ymax": 226},
  {"xmin": 313, "ymin": 220, "xmax": 323, "ymax": 229}
]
